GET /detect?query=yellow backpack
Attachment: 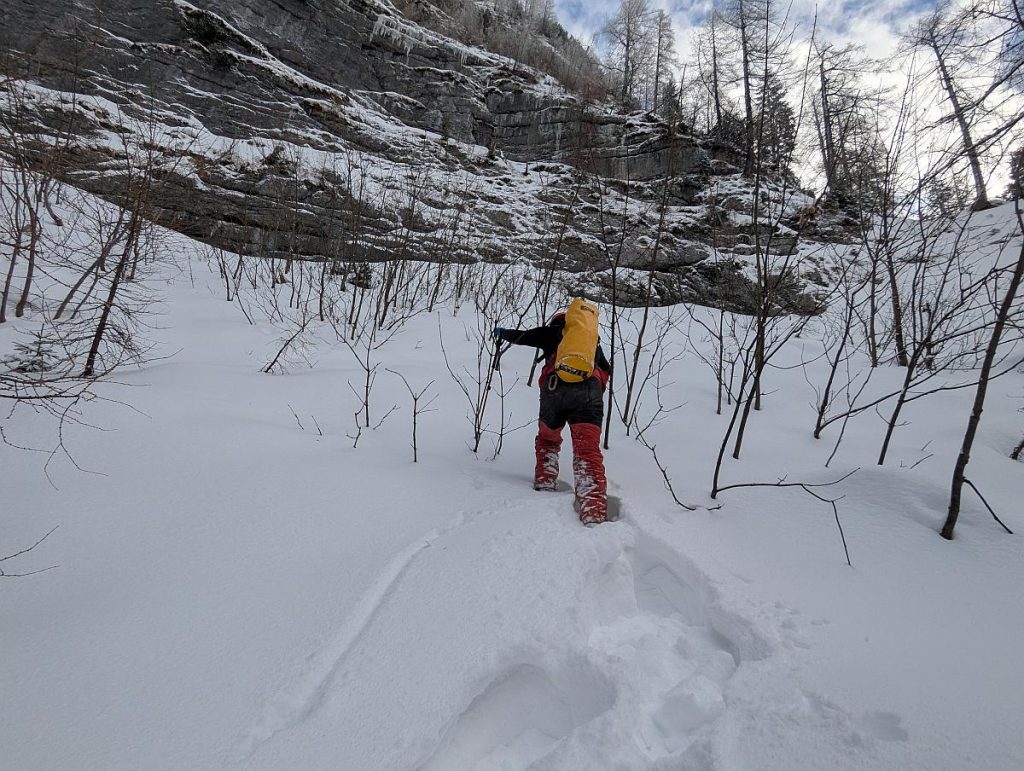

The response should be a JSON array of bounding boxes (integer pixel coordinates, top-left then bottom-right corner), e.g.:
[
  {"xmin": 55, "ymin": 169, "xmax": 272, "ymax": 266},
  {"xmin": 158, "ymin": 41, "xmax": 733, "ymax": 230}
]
[{"xmin": 554, "ymin": 298, "xmax": 599, "ymax": 383}]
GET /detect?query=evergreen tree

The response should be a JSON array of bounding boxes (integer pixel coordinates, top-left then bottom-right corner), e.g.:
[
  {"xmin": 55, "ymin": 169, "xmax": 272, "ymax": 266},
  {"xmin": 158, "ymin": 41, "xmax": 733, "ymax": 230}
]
[
  {"xmin": 754, "ymin": 75, "xmax": 795, "ymax": 176},
  {"xmin": 718, "ymin": 0, "xmax": 794, "ymax": 176},
  {"xmin": 650, "ymin": 10, "xmax": 677, "ymax": 112},
  {"xmin": 7, "ymin": 327, "xmax": 58, "ymax": 375},
  {"xmin": 660, "ymin": 74, "xmax": 680, "ymax": 121},
  {"xmin": 1007, "ymin": 145, "xmax": 1024, "ymax": 199},
  {"xmin": 833, "ymin": 121, "xmax": 887, "ymax": 214}
]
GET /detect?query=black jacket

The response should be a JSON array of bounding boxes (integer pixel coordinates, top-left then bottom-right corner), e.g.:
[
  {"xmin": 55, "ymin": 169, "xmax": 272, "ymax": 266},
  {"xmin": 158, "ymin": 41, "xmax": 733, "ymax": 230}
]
[{"xmin": 498, "ymin": 318, "xmax": 611, "ymax": 384}]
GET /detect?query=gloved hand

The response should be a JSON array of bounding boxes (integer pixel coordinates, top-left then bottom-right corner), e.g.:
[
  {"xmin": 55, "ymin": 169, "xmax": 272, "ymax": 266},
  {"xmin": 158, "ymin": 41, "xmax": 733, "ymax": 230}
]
[{"xmin": 493, "ymin": 326, "xmax": 506, "ymax": 341}]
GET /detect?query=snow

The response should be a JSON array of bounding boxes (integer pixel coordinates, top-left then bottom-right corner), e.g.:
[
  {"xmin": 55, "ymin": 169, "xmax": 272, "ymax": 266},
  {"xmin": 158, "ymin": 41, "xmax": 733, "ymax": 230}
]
[{"xmin": 2, "ymin": 191, "xmax": 1024, "ymax": 770}]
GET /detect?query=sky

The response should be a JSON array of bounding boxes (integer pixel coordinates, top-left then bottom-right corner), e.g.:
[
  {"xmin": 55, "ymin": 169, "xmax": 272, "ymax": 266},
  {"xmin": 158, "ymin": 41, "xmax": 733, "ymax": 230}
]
[
  {"xmin": 551, "ymin": 0, "xmax": 933, "ymax": 66},
  {"xmin": 549, "ymin": 0, "xmax": 1021, "ymax": 192}
]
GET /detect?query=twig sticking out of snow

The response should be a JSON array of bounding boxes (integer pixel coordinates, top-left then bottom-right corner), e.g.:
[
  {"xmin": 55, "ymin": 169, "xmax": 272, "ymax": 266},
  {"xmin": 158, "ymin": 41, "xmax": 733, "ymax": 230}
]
[
  {"xmin": 963, "ymin": 478, "xmax": 1014, "ymax": 535},
  {"xmin": 386, "ymin": 368, "xmax": 437, "ymax": 463},
  {"xmin": 0, "ymin": 525, "xmax": 59, "ymax": 578},
  {"xmin": 714, "ymin": 469, "xmax": 860, "ymax": 567}
]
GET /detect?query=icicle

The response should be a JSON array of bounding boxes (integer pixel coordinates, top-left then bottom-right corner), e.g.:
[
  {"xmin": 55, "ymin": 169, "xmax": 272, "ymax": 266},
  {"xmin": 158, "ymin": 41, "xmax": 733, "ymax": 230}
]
[{"xmin": 370, "ymin": 12, "xmax": 426, "ymax": 54}]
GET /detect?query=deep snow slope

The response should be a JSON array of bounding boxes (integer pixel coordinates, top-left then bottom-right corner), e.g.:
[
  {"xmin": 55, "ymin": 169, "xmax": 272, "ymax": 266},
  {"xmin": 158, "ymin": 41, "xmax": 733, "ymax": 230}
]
[{"xmin": 3, "ymin": 204, "xmax": 1024, "ymax": 770}]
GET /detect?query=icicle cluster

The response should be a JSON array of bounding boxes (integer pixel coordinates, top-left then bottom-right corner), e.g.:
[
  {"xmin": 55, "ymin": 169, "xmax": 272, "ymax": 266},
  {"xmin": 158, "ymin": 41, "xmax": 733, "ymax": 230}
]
[{"xmin": 370, "ymin": 14, "xmax": 420, "ymax": 56}]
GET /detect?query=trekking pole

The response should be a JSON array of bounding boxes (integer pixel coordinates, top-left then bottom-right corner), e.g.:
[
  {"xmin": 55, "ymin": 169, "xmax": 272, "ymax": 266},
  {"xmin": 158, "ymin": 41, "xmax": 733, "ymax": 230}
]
[
  {"xmin": 487, "ymin": 340, "xmax": 512, "ymax": 388},
  {"xmin": 526, "ymin": 348, "xmax": 544, "ymax": 386}
]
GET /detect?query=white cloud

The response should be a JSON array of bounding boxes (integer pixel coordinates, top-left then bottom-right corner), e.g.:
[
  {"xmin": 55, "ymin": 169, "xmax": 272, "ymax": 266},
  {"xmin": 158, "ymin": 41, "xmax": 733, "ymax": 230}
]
[{"xmin": 554, "ymin": 0, "xmax": 929, "ymax": 70}]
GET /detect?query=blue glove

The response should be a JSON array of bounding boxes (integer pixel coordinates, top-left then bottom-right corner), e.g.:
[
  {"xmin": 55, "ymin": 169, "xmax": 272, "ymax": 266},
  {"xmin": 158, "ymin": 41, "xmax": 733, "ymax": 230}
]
[{"xmin": 493, "ymin": 326, "xmax": 506, "ymax": 341}]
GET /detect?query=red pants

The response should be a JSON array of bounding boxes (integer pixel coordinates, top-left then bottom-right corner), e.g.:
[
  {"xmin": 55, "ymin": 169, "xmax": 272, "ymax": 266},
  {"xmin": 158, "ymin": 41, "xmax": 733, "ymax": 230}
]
[{"xmin": 535, "ymin": 420, "xmax": 608, "ymax": 524}]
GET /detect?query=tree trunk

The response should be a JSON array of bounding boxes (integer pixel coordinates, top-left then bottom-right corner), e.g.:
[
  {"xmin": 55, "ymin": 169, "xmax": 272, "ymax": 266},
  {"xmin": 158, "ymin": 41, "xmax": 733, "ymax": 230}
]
[
  {"xmin": 712, "ymin": 364, "xmax": 750, "ymax": 497},
  {"xmin": 82, "ymin": 243, "xmax": 130, "ymax": 378},
  {"xmin": 710, "ymin": 14, "xmax": 723, "ymax": 128},
  {"xmin": 652, "ymin": 12, "xmax": 663, "ymax": 112},
  {"xmin": 928, "ymin": 36, "xmax": 989, "ymax": 208},
  {"xmin": 731, "ymin": 365, "xmax": 761, "ymax": 459},
  {"xmin": 1011, "ymin": 435, "xmax": 1024, "ymax": 462},
  {"xmin": 602, "ymin": 173, "xmax": 628, "ymax": 449},
  {"xmin": 0, "ymin": 231, "xmax": 21, "ymax": 324},
  {"xmin": 602, "ymin": 264, "xmax": 618, "ymax": 450},
  {"xmin": 818, "ymin": 54, "xmax": 838, "ymax": 195},
  {"xmin": 883, "ymin": 246, "xmax": 909, "ymax": 367},
  {"xmin": 942, "ymin": 225, "xmax": 1024, "ymax": 539},
  {"xmin": 877, "ymin": 369, "xmax": 912, "ymax": 465},
  {"xmin": 14, "ymin": 209, "xmax": 40, "ymax": 318},
  {"xmin": 867, "ymin": 257, "xmax": 879, "ymax": 367},
  {"xmin": 815, "ymin": 293, "xmax": 856, "ymax": 438},
  {"xmin": 621, "ymin": 25, "xmax": 632, "ymax": 105},
  {"xmin": 54, "ymin": 257, "xmax": 102, "ymax": 320},
  {"xmin": 738, "ymin": 0, "xmax": 755, "ymax": 176}
]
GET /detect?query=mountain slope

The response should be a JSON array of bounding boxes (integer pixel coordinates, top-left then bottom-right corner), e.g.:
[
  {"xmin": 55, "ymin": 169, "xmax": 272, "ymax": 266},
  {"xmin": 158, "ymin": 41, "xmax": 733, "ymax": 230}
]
[{"xmin": 1, "ymin": 0, "xmax": 821, "ymax": 311}]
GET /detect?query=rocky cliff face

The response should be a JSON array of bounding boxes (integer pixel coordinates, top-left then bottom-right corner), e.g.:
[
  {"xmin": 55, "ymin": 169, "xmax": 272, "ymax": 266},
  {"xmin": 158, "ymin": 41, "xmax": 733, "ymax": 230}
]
[{"xmin": 0, "ymin": 0, "xmax": 819, "ymax": 309}]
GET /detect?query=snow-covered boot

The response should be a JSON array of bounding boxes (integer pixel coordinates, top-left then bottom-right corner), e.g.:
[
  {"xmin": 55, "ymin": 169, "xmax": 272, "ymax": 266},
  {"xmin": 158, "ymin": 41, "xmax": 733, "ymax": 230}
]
[
  {"xmin": 534, "ymin": 421, "xmax": 562, "ymax": 491},
  {"xmin": 570, "ymin": 422, "xmax": 607, "ymax": 525}
]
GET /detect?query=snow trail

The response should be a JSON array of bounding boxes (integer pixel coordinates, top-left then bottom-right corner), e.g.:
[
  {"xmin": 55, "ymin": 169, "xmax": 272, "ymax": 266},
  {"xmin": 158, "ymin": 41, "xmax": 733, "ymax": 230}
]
[
  {"xmin": 415, "ymin": 522, "xmax": 752, "ymax": 769},
  {"xmin": 241, "ymin": 508, "xmax": 483, "ymax": 757},
  {"xmin": 240, "ymin": 485, "xmax": 757, "ymax": 770}
]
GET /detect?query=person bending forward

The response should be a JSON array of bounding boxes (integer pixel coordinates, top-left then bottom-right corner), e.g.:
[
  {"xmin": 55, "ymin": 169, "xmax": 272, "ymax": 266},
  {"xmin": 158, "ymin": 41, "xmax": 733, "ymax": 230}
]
[{"xmin": 495, "ymin": 312, "xmax": 611, "ymax": 525}]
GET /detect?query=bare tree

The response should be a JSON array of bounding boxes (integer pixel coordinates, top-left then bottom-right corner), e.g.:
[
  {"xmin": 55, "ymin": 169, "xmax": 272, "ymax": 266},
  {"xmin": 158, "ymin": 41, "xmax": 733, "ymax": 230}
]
[
  {"xmin": 809, "ymin": 40, "xmax": 886, "ymax": 211},
  {"xmin": 717, "ymin": 0, "xmax": 763, "ymax": 175},
  {"xmin": 909, "ymin": 6, "xmax": 992, "ymax": 209},
  {"xmin": 263, "ymin": 305, "xmax": 314, "ymax": 374},
  {"xmin": 603, "ymin": 0, "xmax": 654, "ymax": 108},
  {"xmin": 689, "ymin": 10, "xmax": 740, "ymax": 136},
  {"xmin": 0, "ymin": 73, "xmax": 74, "ymax": 323},
  {"xmin": 439, "ymin": 262, "xmax": 534, "ymax": 454},
  {"xmin": 387, "ymin": 369, "xmax": 437, "ymax": 463},
  {"xmin": 942, "ymin": 201, "xmax": 1024, "ymax": 539},
  {"xmin": 808, "ymin": 255, "xmax": 873, "ymax": 440},
  {"xmin": 593, "ymin": 170, "xmax": 635, "ymax": 447},
  {"xmin": 341, "ymin": 285, "xmax": 403, "ymax": 431}
]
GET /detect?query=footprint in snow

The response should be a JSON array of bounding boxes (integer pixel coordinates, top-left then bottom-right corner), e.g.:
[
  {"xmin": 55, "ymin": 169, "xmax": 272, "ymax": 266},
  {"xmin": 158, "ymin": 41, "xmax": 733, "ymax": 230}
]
[
  {"xmin": 855, "ymin": 710, "xmax": 909, "ymax": 742},
  {"xmin": 416, "ymin": 660, "xmax": 615, "ymax": 771},
  {"xmin": 418, "ymin": 526, "xmax": 764, "ymax": 769},
  {"xmin": 629, "ymin": 532, "xmax": 769, "ymax": 662}
]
